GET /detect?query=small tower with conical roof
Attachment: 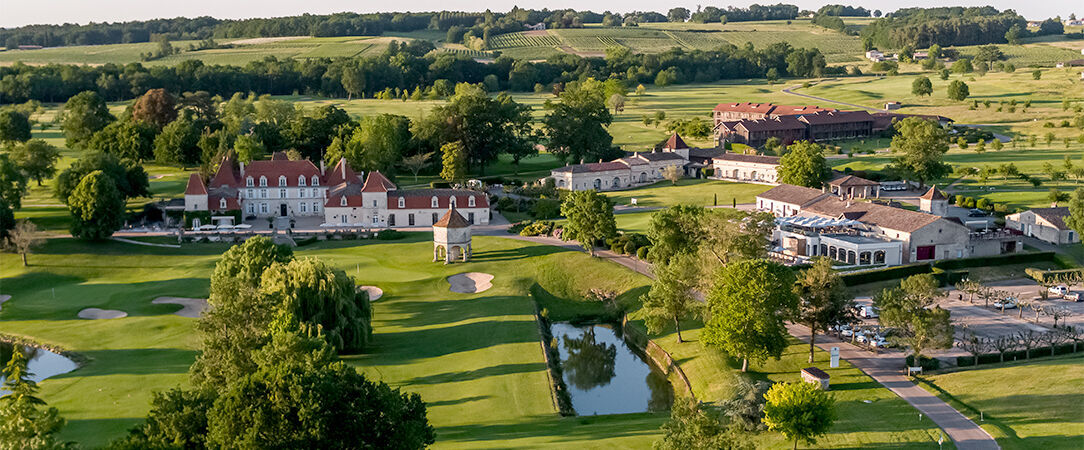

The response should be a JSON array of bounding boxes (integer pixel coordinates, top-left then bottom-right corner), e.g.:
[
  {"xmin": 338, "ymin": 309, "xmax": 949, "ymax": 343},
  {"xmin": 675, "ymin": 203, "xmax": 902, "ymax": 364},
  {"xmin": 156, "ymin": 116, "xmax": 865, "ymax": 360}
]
[
  {"xmin": 919, "ymin": 186, "xmax": 948, "ymax": 216},
  {"xmin": 433, "ymin": 205, "xmax": 472, "ymax": 263},
  {"xmin": 662, "ymin": 132, "xmax": 690, "ymax": 160}
]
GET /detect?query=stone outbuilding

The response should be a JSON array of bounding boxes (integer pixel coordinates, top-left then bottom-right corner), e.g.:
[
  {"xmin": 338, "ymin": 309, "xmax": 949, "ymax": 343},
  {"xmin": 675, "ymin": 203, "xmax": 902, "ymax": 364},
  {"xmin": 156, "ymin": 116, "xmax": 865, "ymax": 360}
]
[
  {"xmin": 433, "ymin": 206, "xmax": 472, "ymax": 263},
  {"xmin": 1006, "ymin": 207, "xmax": 1080, "ymax": 245},
  {"xmin": 919, "ymin": 186, "xmax": 948, "ymax": 216},
  {"xmin": 801, "ymin": 367, "xmax": 831, "ymax": 390}
]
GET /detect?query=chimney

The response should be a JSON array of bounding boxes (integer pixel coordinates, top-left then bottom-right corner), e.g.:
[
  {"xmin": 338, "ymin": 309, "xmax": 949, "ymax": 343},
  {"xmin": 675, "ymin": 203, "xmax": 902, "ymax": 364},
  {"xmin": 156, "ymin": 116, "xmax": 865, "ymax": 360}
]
[
  {"xmin": 239, "ymin": 162, "xmax": 245, "ymax": 177},
  {"xmin": 341, "ymin": 159, "xmax": 347, "ymax": 179},
  {"xmin": 599, "ymin": 158, "xmax": 603, "ymax": 163},
  {"xmin": 580, "ymin": 159, "xmax": 585, "ymax": 164},
  {"xmin": 320, "ymin": 159, "xmax": 325, "ymax": 176}
]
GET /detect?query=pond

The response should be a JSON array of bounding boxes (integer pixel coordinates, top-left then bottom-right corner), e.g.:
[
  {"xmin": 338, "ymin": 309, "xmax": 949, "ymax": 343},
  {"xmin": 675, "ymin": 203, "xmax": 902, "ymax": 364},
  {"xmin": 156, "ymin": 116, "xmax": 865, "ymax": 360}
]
[
  {"xmin": 0, "ymin": 342, "xmax": 78, "ymax": 394},
  {"xmin": 551, "ymin": 322, "xmax": 673, "ymax": 415}
]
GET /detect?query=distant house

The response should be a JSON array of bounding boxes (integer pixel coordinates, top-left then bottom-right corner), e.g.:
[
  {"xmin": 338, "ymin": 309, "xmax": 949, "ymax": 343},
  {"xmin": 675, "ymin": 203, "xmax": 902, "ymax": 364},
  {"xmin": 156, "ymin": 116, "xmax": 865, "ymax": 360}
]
[
  {"xmin": 17, "ymin": 45, "xmax": 42, "ymax": 50},
  {"xmin": 912, "ymin": 51, "xmax": 929, "ymax": 60},
  {"xmin": 865, "ymin": 50, "xmax": 885, "ymax": 62},
  {"xmin": 712, "ymin": 152, "xmax": 781, "ymax": 184},
  {"xmin": 1066, "ymin": 19, "xmax": 1084, "ymax": 26},
  {"xmin": 884, "ymin": 101, "xmax": 901, "ymax": 110},
  {"xmin": 549, "ymin": 133, "xmax": 691, "ymax": 191},
  {"xmin": 525, "ymin": 23, "xmax": 546, "ymax": 31},
  {"xmin": 1006, "ymin": 207, "xmax": 1080, "ymax": 245}
]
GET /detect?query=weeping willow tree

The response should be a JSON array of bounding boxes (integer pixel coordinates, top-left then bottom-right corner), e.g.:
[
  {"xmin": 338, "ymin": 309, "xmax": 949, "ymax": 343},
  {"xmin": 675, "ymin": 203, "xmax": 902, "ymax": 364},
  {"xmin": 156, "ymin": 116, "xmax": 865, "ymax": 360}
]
[{"xmin": 261, "ymin": 258, "xmax": 373, "ymax": 353}]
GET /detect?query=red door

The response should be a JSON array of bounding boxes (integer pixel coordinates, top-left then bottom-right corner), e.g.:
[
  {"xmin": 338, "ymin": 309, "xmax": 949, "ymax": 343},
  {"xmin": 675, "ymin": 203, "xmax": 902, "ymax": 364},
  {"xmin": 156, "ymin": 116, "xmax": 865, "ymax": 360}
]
[{"xmin": 916, "ymin": 245, "xmax": 935, "ymax": 260}]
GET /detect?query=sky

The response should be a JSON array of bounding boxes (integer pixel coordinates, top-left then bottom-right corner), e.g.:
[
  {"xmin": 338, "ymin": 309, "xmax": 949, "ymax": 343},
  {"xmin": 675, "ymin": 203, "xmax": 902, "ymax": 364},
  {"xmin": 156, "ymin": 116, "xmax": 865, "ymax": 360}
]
[{"xmin": 2, "ymin": 1, "xmax": 1081, "ymax": 28}]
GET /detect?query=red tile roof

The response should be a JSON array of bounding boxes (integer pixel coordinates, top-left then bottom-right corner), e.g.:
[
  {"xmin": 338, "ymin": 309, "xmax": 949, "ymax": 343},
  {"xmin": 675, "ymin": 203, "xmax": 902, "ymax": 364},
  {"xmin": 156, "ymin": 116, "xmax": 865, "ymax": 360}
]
[
  {"xmin": 663, "ymin": 133, "xmax": 688, "ymax": 149},
  {"xmin": 184, "ymin": 173, "xmax": 207, "ymax": 195},
  {"xmin": 388, "ymin": 189, "xmax": 488, "ymax": 210},
  {"xmin": 361, "ymin": 171, "xmax": 396, "ymax": 192},
  {"xmin": 244, "ymin": 159, "xmax": 322, "ymax": 187},
  {"xmin": 326, "ymin": 158, "xmax": 361, "ymax": 186},
  {"xmin": 798, "ymin": 110, "xmax": 873, "ymax": 125},
  {"xmin": 208, "ymin": 194, "xmax": 241, "ymax": 211},
  {"xmin": 713, "ymin": 102, "xmax": 782, "ymax": 114},
  {"xmin": 919, "ymin": 186, "xmax": 947, "ymax": 200},
  {"xmin": 209, "ymin": 155, "xmax": 240, "ymax": 188},
  {"xmin": 830, "ymin": 175, "xmax": 879, "ymax": 187},
  {"xmin": 434, "ymin": 207, "xmax": 470, "ymax": 228}
]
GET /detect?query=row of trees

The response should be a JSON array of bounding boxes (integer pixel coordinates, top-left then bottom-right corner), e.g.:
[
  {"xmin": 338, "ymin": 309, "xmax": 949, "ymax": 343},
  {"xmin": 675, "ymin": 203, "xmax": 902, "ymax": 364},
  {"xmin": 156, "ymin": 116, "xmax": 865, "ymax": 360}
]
[
  {"xmin": 958, "ymin": 325, "xmax": 1084, "ymax": 365},
  {"xmin": 861, "ymin": 7, "xmax": 1029, "ymax": 49},
  {"xmin": 0, "ymin": 39, "xmax": 831, "ymax": 104}
]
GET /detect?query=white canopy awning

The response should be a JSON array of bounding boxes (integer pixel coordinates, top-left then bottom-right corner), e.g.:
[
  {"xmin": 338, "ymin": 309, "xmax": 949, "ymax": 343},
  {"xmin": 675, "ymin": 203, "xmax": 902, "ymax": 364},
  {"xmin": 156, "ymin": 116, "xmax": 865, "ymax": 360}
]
[{"xmin": 777, "ymin": 215, "xmax": 862, "ymax": 229}]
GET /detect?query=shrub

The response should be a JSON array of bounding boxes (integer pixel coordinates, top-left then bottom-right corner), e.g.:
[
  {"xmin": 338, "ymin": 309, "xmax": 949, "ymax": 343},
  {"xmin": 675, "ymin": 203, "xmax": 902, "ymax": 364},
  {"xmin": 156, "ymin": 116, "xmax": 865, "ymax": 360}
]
[
  {"xmin": 296, "ymin": 236, "xmax": 319, "ymax": 246},
  {"xmin": 840, "ymin": 263, "xmax": 931, "ymax": 286},
  {"xmin": 531, "ymin": 198, "xmax": 562, "ymax": 219},
  {"xmin": 497, "ymin": 196, "xmax": 515, "ymax": 211},
  {"xmin": 429, "ymin": 181, "xmax": 452, "ymax": 188},
  {"xmin": 519, "ymin": 221, "xmax": 555, "ymax": 237},
  {"xmin": 636, "ymin": 245, "xmax": 651, "ymax": 260},
  {"xmin": 623, "ymin": 241, "xmax": 637, "ymax": 255},
  {"xmin": 376, "ymin": 229, "xmax": 404, "ymax": 240},
  {"xmin": 610, "ymin": 242, "xmax": 624, "ymax": 253},
  {"xmin": 905, "ymin": 354, "xmax": 940, "ymax": 371}
]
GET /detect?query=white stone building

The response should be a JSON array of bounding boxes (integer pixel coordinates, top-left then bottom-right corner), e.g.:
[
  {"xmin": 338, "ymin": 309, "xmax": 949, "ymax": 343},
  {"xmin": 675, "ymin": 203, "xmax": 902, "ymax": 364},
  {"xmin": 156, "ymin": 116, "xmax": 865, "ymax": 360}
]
[
  {"xmin": 711, "ymin": 152, "xmax": 781, "ymax": 184},
  {"xmin": 1006, "ymin": 207, "xmax": 1080, "ymax": 245},
  {"xmin": 549, "ymin": 134, "xmax": 689, "ymax": 191}
]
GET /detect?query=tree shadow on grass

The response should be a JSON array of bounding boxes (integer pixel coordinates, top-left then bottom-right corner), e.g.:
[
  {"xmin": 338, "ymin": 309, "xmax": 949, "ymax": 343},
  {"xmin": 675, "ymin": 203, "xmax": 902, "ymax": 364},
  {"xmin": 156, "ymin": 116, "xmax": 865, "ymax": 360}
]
[
  {"xmin": 404, "ymin": 362, "xmax": 547, "ymax": 385},
  {"xmin": 436, "ymin": 412, "xmax": 667, "ymax": 444},
  {"xmin": 356, "ymin": 319, "xmax": 540, "ymax": 365},
  {"xmin": 471, "ymin": 244, "xmax": 569, "ymax": 262},
  {"xmin": 426, "ymin": 395, "xmax": 493, "ymax": 407},
  {"xmin": 52, "ymin": 348, "xmax": 198, "ymax": 379},
  {"xmin": 380, "ymin": 295, "xmax": 533, "ymax": 328},
  {"xmin": 60, "ymin": 417, "xmax": 144, "ymax": 448}
]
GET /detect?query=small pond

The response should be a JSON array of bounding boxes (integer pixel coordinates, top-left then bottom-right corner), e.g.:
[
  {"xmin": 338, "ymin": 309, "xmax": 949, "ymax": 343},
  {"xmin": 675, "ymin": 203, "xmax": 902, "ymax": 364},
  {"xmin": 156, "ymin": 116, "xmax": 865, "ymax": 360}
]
[
  {"xmin": 551, "ymin": 322, "xmax": 673, "ymax": 415},
  {"xmin": 0, "ymin": 342, "xmax": 78, "ymax": 394}
]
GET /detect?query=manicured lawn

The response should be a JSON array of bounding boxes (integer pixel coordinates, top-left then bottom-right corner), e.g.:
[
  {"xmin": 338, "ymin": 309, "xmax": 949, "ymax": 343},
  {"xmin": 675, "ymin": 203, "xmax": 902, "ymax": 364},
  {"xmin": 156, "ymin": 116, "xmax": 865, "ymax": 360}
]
[
  {"xmin": 916, "ymin": 355, "xmax": 1084, "ymax": 449},
  {"xmin": 603, "ymin": 179, "xmax": 771, "ymax": 208}
]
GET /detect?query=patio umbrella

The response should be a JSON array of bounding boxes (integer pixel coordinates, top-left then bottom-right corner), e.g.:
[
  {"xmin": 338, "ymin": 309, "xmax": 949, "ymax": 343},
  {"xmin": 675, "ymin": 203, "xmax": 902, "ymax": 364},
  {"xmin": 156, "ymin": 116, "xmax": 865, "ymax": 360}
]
[
  {"xmin": 216, "ymin": 224, "xmax": 234, "ymax": 230},
  {"xmin": 197, "ymin": 225, "xmax": 217, "ymax": 231},
  {"xmin": 234, "ymin": 224, "xmax": 252, "ymax": 229}
]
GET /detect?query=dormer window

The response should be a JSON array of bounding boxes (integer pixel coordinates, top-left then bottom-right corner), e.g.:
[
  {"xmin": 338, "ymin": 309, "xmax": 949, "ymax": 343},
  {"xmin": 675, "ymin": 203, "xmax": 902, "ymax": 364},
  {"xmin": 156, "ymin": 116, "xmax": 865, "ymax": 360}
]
[
  {"xmin": 298, "ymin": 175, "xmax": 306, "ymax": 186},
  {"xmin": 259, "ymin": 176, "xmax": 267, "ymax": 187},
  {"xmin": 449, "ymin": 197, "xmax": 456, "ymax": 207},
  {"xmin": 278, "ymin": 176, "xmax": 287, "ymax": 187},
  {"xmin": 340, "ymin": 197, "xmax": 348, "ymax": 206},
  {"xmin": 219, "ymin": 198, "xmax": 227, "ymax": 209},
  {"xmin": 431, "ymin": 196, "xmax": 439, "ymax": 208},
  {"xmin": 398, "ymin": 197, "xmax": 405, "ymax": 208},
  {"xmin": 246, "ymin": 177, "xmax": 254, "ymax": 187},
  {"xmin": 468, "ymin": 196, "xmax": 476, "ymax": 207},
  {"xmin": 311, "ymin": 176, "xmax": 319, "ymax": 186}
]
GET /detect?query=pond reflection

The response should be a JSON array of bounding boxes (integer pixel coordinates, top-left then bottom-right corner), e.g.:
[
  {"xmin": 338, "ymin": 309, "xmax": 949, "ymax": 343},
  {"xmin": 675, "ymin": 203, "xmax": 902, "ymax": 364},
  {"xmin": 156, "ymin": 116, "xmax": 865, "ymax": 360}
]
[
  {"xmin": 0, "ymin": 342, "xmax": 78, "ymax": 395},
  {"xmin": 551, "ymin": 323, "xmax": 673, "ymax": 415}
]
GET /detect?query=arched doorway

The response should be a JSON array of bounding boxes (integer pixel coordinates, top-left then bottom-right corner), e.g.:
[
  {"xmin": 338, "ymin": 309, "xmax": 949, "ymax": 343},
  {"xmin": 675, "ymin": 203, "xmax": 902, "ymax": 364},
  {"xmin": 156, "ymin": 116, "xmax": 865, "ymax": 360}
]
[
  {"xmin": 612, "ymin": 177, "xmax": 621, "ymax": 188},
  {"xmin": 593, "ymin": 179, "xmax": 602, "ymax": 189}
]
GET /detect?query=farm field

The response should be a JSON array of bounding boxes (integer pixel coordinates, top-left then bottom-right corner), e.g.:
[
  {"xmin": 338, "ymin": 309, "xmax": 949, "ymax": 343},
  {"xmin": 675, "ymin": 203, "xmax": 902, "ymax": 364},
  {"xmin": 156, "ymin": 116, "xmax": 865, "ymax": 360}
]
[
  {"xmin": 916, "ymin": 355, "xmax": 1084, "ymax": 449},
  {"xmin": 1, "ymin": 232, "xmax": 955, "ymax": 448}
]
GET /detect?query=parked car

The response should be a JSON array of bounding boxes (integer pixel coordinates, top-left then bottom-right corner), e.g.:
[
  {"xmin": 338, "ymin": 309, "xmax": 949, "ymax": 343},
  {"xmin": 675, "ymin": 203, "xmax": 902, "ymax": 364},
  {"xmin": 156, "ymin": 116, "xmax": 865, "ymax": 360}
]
[
  {"xmin": 841, "ymin": 328, "xmax": 855, "ymax": 337},
  {"xmin": 855, "ymin": 333, "xmax": 869, "ymax": 343},
  {"xmin": 994, "ymin": 297, "xmax": 1017, "ymax": 309},
  {"xmin": 1049, "ymin": 285, "xmax": 1070, "ymax": 297},
  {"xmin": 860, "ymin": 305, "xmax": 879, "ymax": 318},
  {"xmin": 871, "ymin": 338, "xmax": 891, "ymax": 348},
  {"xmin": 1065, "ymin": 292, "xmax": 1082, "ymax": 302},
  {"xmin": 968, "ymin": 209, "xmax": 987, "ymax": 217}
]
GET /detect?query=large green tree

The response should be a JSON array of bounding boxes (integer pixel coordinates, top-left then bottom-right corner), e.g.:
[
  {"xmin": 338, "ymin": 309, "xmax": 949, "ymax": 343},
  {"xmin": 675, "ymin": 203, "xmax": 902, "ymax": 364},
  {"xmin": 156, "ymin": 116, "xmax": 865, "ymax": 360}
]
[
  {"xmin": 646, "ymin": 205, "xmax": 707, "ymax": 265},
  {"xmin": 0, "ymin": 109, "xmax": 32, "ymax": 143},
  {"xmin": 703, "ymin": 259, "xmax": 798, "ymax": 372},
  {"xmin": 154, "ymin": 113, "xmax": 204, "ymax": 168},
  {"xmin": 947, "ymin": 80, "xmax": 970, "ymax": 101},
  {"xmin": 413, "ymin": 83, "xmax": 535, "ymax": 174},
  {"xmin": 0, "ymin": 349, "xmax": 68, "ymax": 448},
  {"xmin": 131, "ymin": 88, "xmax": 177, "ymax": 128},
  {"xmin": 874, "ymin": 274, "xmax": 954, "ymax": 360},
  {"xmin": 261, "ymin": 258, "xmax": 373, "ymax": 353},
  {"xmin": 61, "ymin": 90, "xmax": 114, "ymax": 148},
  {"xmin": 639, "ymin": 252, "xmax": 704, "ymax": 342},
  {"xmin": 762, "ymin": 382, "xmax": 836, "ymax": 450},
  {"xmin": 777, "ymin": 141, "xmax": 830, "ymax": 188},
  {"xmin": 10, "ymin": 139, "xmax": 61, "ymax": 186},
  {"xmin": 655, "ymin": 397, "xmax": 750, "ymax": 450},
  {"xmin": 440, "ymin": 141, "xmax": 467, "ymax": 183},
  {"xmin": 794, "ymin": 258, "xmax": 854, "ymax": 363},
  {"xmin": 542, "ymin": 79, "xmax": 618, "ymax": 163},
  {"xmin": 54, "ymin": 151, "xmax": 148, "ymax": 203},
  {"xmin": 87, "ymin": 119, "xmax": 158, "ymax": 161},
  {"xmin": 698, "ymin": 209, "xmax": 775, "ymax": 276},
  {"xmin": 1066, "ymin": 188, "xmax": 1084, "ymax": 238},
  {"xmin": 890, "ymin": 117, "xmax": 951, "ymax": 187},
  {"xmin": 560, "ymin": 189, "xmax": 617, "ymax": 256},
  {"xmin": 67, "ymin": 170, "xmax": 126, "ymax": 240},
  {"xmin": 330, "ymin": 114, "xmax": 412, "ymax": 173},
  {"xmin": 0, "ymin": 153, "xmax": 29, "ymax": 209},
  {"xmin": 911, "ymin": 76, "xmax": 933, "ymax": 96}
]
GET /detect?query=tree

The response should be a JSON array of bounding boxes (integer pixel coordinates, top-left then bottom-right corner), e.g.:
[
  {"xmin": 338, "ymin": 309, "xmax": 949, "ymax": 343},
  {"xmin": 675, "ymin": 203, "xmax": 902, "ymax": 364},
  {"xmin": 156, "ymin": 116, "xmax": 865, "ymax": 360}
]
[
  {"xmin": 1048, "ymin": 188, "xmax": 1069, "ymax": 207},
  {"xmin": 233, "ymin": 134, "xmax": 266, "ymax": 163},
  {"xmin": 662, "ymin": 165, "xmax": 682, "ymax": 185},
  {"xmin": 5, "ymin": 219, "xmax": 42, "ymax": 266},
  {"xmin": 911, "ymin": 76, "xmax": 933, "ymax": 96},
  {"xmin": 890, "ymin": 117, "xmax": 951, "ymax": 187},
  {"xmin": 951, "ymin": 58, "xmax": 973, "ymax": 74},
  {"xmin": 543, "ymin": 79, "xmax": 617, "ymax": 164},
  {"xmin": 0, "ymin": 349, "xmax": 67, "ymax": 448},
  {"xmin": 666, "ymin": 7, "xmax": 691, "ymax": 22},
  {"xmin": 0, "ymin": 199, "xmax": 14, "ymax": 241},
  {"xmin": 607, "ymin": 93, "xmax": 626, "ymax": 114},
  {"xmin": 68, "ymin": 170, "xmax": 126, "ymax": 240},
  {"xmin": 0, "ymin": 153, "xmax": 29, "ymax": 209},
  {"xmin": 778, "ymin": 141, "xmax": 830, "ymax": 188},
  {"xmin": 795, "ymin": 258, "xmax": 854, "ymax": 363},
  {"xmin": 401, "ymin": 152, "xmax": 432, "ymax": 182},
  {"xmin": 956, "ymin": 327, "xmax": 990, "ymax": 366},
  {"xmin": 947, "ymin": 80, "xmax": 970, "ymax": 101},
  {"xmin": 1066, "ymin": 188, "xmax": 1084, "ymax": 237},
  {"xmin": 939, "ymin": 68, "xmax": 950, "ymax": 80},
  {"xmin": 87, "ymin": 119, "xmax": 157, "ymax": 161},
  {"xmin": 639, "ymin": 253, "xmax": 703, "ymax": 343},
  {"xmin": 703, "ymin": 259, "xmax": 797, "ymax": 372},
  {"xmin": 655, "ymin": 397, "xmax": 749, "ymax": 450},
  {"xmin": 647, "ymin": 205, "xmax": 706, "ymax": 264},
  {"xmin": 722, "ymin": 377, "xmax": 770, "ymax": 431},
  {"xmin": 0, "ymin": 109, "xmax": 31, "ymax": 143},
  {"xmin": 762, "ymin": 382, "xmax": 836, "ymax": 450},
  {"xmin": 154, "ymin": 114, "xmax": 204, "ymax": 168},
  {"xmin": 260, "ymin": 258, "xmax": 373, "ymax": 353},
  {"xmin": 1032, "ymin": 70, "xmax": 1041, "ymax": 80},
  {"xmin": 440, "ymin": 141, "xmax": 467, "ymax": 183},
  {"xmin": 54, "ymin": 151, "xmax": 148, "ymax": 203},
  {"xmin": 61, "ymin": 90, "xmax": 114, "ymax": 148},
  {"xmin": 698, "ymin": 209, "xmax": 774, "ymax": 276},
  {"xmin": 131, "ymin": 88, "xmax": 177, "ymax": 128},
  {"xmin": 874, "ymin": 274, "xmax": 953, "ymax": 360},
  {"xmin": 9, "ymin": 139, "xmax": 60, "ymax": 186},
  {"xmin": 560, "ymin": 190, "xmax": 617, "ymax": 256},
  {"xmin": 334, "ymin": 114, "xmax": 412, "ymax": 173},
  {"xmin": 340, "ymin": 67, "xmax": 364, "ymax": 100},
  {"xmin": 1005, "ymin": 24, "xmax": 1023, "ymax": 45}
]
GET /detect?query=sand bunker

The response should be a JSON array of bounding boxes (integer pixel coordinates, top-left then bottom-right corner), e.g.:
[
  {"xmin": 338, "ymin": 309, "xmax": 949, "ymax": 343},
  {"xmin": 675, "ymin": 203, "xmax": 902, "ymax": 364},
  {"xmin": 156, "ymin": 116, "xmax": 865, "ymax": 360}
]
[
  {"xmin": 78, "ymin": 308, "xmax": 127, "ymax": 319},
  {"xmin": 0, "ymin": 295, "xmax": 10, "ymax": 311},
  {"xmin": 359, "ymin": 286, "xmax": 383, "ymax": 301},
  {"xmin": 153, "ymin": 297, "xmax": 209, "ymax": 318},
  {"xmin": 447, "ymin": 273, "xmax": 494, "ymax": 294}
]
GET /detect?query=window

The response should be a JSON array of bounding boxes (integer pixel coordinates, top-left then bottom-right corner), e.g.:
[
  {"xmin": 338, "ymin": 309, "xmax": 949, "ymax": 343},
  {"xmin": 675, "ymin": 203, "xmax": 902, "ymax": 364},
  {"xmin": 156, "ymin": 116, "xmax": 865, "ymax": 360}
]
[
  {"xmin": 408, "ymin": 214, "xmax": 415, "ymax": 226},
  {"xmin": 298, "ymin": 175, "xmax": 306, "ymax": 186},
  {"xmin": 340, "ymin": 197, "xmax": 348, "ymax": 206},
  {"xmin": 219, "ymin": 198, "xmax": 227, "ymax": 209},
  {"xmin": 300, "ymin": 202, "xmax": 307, "ymax": 213},
  {"xmin": 468, "ymin": 196, "xmax": 476, "ymax": 207},
  {"xmin": 372, "ymin": 200, "xmax": 377, "ymax": 207},
  {"xmin": 279, "ymin": 189, "xmax": 286, "ymax": 199},
  {"xmin": 468, "ymin": 212, "xmax": 475, "ymax": 224},
  {"xmin": 431, "ymin": 196, "xmax": 438, "ymax": 208},
  {"xmin": 260, "ymin": 203, "xmax": 268, "ymax": 214},
  {"xmin": 312, "ymin": 202, "xmax": 319, "ymax": 213},
  {"xmin": 312, "ymin": 188, "xmax": 319, "ymax": 198},
  {"xmin": 388, "ymin": 214, "xmax": 396, "ymax": 226},
  {"xmin": 278, "ymin": 176, "xmax": 287, "ymax": 187},
  {"xmin": 246, "ymin": 177, "xmax": 254, "ymax": 187},
  {"xmin": 299, "ymin": 189, "xmax": 305, "ymax": 198},
  {"xmin": 260, "ymin": 189, "xmax": 267, "ymax": 199},
  {"xmin": 259, "ymin": 176, "xmax": 267, "ymax": 187},
  {"xmin": 247, "ymin": 189, "xmax": 253, "ymax": 198},
  {"xmin": 247, "ymin": 203, "xmax": 254, "ymax": 214},
  {"xmin": 432, "ymin": 213, "xmax": 438, "ymax": 223},
  {"xmin": 398, "ymin": 197, "xmax": 405, "ymax": 208},
  {"xmin": 311, "ymin": 176, "xmax": 319, "ymax": 186}
]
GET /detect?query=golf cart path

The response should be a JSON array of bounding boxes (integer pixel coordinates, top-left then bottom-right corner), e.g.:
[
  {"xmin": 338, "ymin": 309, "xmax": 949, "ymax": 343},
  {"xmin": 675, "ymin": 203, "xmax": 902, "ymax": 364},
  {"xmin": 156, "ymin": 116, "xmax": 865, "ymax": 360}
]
[
  {"xmin": 488, "ymin": 213, "xmax": 996, "ymax": 449},
  {"xmin": 786, "ymin": 324, "xmax": 999, "ymax": 450}
]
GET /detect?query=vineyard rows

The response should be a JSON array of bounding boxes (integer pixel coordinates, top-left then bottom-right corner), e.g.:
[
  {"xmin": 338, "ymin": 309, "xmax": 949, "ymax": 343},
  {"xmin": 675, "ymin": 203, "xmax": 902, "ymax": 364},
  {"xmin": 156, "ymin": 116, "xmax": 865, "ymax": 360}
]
[{"xmin": 487, "ymin": 32, "xmax": 562, "ymax": 49}]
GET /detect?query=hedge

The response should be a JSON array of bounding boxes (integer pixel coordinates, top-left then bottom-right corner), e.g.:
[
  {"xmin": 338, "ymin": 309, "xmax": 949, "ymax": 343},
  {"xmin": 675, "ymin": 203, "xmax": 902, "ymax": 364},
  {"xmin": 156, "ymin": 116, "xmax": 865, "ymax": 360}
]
[
  {"xmin": 840, "ymin": 263, "xmax": 931, "ymax": 286},
  {"xmin": 1025, "ymin": 267, "xmax": 1084, "ymax": 283},
  {"xmin": 932, "ymin": 251, "xmax": 1057, "ymax": 271},
  {"xmin": 957, "ymin": 342, "xmax": 1082, "ymax": 366}
]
